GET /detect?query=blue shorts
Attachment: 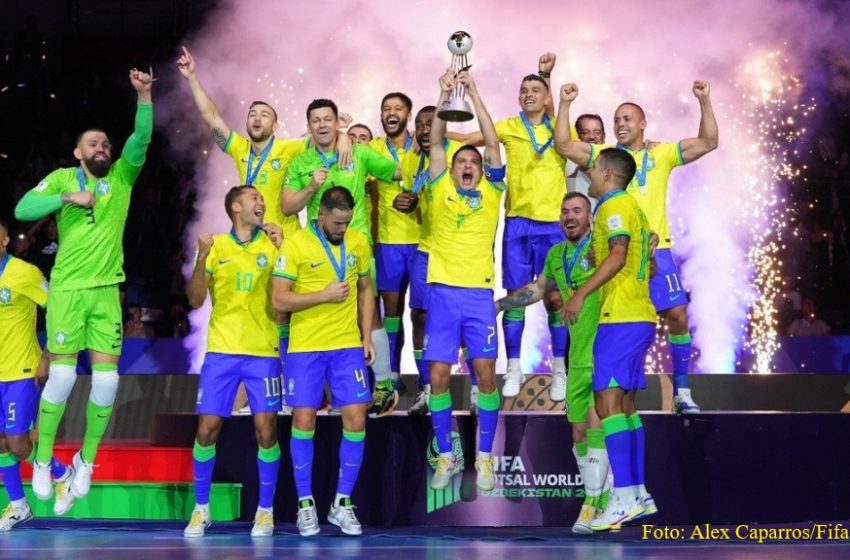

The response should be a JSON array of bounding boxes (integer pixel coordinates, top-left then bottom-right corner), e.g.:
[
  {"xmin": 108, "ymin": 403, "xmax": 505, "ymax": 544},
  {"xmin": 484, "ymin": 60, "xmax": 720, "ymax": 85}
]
[
  {"xmin": 650, "ymin": 249, "xmax": 688, "ymax": 313},
  {"xmin": 502, "ymin": 217, "xmax": 566, "ymax": 290},
  {"xmin": 423, "ymin": 284, "xmax": 498, "ymax": 363},
  {"xmin": 592, "ymin": 322, "xmax": 655, "ymax": 392},
  {"xmin": 376, "ymin": 243, "xmax": 418, "ymax": 293},
  {"xmin": 1, "ymin": 378, "xmax": 40, "ymax": 436},
  {"xmin": 196, "ymin": 353, "xmax": 282, "ymax": 417},
  {"xmin": 285, "ymin": 348, "xmax": 371, "ymax": 409},
  {"xmin": 409, "ymin": 250, "xmax": 430, "ymax": 311}
]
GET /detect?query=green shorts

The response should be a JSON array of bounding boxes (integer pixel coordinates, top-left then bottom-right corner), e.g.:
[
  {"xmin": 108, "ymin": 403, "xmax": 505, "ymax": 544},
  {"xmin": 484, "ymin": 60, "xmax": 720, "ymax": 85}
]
[
  {"xmin": 566, "ymin": 316, "xmax": 597, "ymax": 424},
  {"xmin": 47, "ymin": 285, "xmax": 122, "ymax": 356}
]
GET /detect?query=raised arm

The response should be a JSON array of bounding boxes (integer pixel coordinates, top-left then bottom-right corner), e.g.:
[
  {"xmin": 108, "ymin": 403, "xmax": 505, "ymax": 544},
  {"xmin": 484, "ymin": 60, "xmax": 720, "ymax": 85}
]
[
  {"xmin": 679, "ymin": 80, "xmax": 718, "ymax": 164},
  {"xmin": 176, "ymin": 46, "xmax": 232, "ymax": 150},
  {"xmin": 459, "ymin": 71, "xmax": 501, "ymax": 168},
  {"xmin": 428, "ymin": 71, "xmax": 454, "ymax": 179},
  {"xmin": 554, "ymin": 83, "xmax": 592, "ymax": 166},
  {"xmin": 538, "ymin": 52, "xmax": 557, "ymax": 116},
  {"xmin": 186, "ymin": 234, "xmax": 213, "ymax": 309},
  {"xmin": 123, "ymin": 68, "xmax": 154, "ymax": 167}
]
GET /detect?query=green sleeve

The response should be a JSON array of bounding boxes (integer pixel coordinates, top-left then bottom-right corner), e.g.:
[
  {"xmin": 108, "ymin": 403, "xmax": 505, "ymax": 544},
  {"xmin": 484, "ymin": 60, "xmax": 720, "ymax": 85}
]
[
  {"xmin": 360, "ymin": 145, "xmax": 398, "ymax": 182},
  {"xmin": 284, "ymin": 158, "xmax": 309, "ymax": 191},
  {"xmin": 121, "ymin": 102, "xmax": 153, "ymax": 167},
  {"xmin": 14, "ymin": 191, "xmax": 63, "ymax": 221}
]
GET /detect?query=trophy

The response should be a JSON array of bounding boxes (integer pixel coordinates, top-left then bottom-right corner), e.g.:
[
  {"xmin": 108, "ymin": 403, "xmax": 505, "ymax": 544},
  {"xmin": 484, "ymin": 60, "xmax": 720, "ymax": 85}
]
[{"xmin": 438, "ymin": 31, "xmax": 474, "ymax": 122}]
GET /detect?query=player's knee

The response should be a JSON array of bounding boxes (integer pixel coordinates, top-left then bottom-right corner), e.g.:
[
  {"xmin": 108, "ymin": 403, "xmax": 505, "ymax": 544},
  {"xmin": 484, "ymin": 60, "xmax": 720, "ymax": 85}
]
[
  {"xmin": 254, "ymin": 429, "xmax": 276, "ymax": 449},
  {"xmin": 0, "ymin": 434, "xmax": 8, "ymax": 454},
  {"xmin": 665, "ymin": 306, "xmax": 689, "ymax": 333},
  {"xmin": 42, "ymin": 362, "xmax": 78, "ymax": 405},
  {"xmin": 6, "ymin": 436, "xmax": 31, "ymax": 461},
  {"xmin": 90, "ymin": 370, "xmax": 120, "ymax": 407}
]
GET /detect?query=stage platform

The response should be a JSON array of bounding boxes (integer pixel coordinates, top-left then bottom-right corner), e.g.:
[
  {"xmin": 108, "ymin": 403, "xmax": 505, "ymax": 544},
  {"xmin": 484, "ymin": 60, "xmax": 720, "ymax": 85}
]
[
  {"xmin": 149, "ymin": 411, "xmax": 850, "ymax": 527},
  {"xmin": 0, "ymin": 520, "xmax": 848, "ymax": 560}
]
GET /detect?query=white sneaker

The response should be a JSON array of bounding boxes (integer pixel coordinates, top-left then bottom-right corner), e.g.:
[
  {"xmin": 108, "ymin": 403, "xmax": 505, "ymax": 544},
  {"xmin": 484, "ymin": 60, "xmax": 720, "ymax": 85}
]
[
  {"xmin": 632, "ymin": 493, "xmax": 658, "ymax": 520},
  {"xmin": 250, "ymin": 508, "xmax": 274, "ymax": 536},
  {"xmin": 502, "ymin": 366, "xmax": 525, "ymax": 398},
  {"xmin": 590, "ymin": 492, "xmax": 644, "ymax": 532},
  {"xmin": 430, "ymin": 455, "xmax": 461, "ymax": 490},
  {"xmin": 183, "ymin": 506, "xmax": 211, "ymax": 537},
  {"xmin": 70, "ymin": 451, "xmax": 95, "ymax": 498},
  {"xmin": 233, "ymin": 405, "xmax": 252, "ymax": 416},
  {"xmin": 469, "ymin": 385, "xmax": 479, "ymax": 415},
  {"xmin": 408, "ymin": 388, "xmax": 430, "ymax": 416},
  {"xmin": 474, "ymin": 457, "xmax": 495, "ymax": 491},
  {"xmin": 31, "ymin": 461, "xmax": 53, "ymax": 500},
  {"xmin": 0, "ymin": 503, "xmax": 33, "ymax": 531},
  {"xmin": 673, "ymin": 388, "xmax": 701, "ymax": 414},
  {"xmin": 53, "ymin": 467, "xmax": 76, "ymax": 516},
  {"xmin": 328, "ymin": 497, "xmax": 362, "ymax": 536},
  {"xmin": 571, "ymin": 499, "xmax": 599, "ymax": 534},
  {"xmin": 281, "ymin": 395, "xmax": 293, "ymax": 415},
  {"xmin": 296, "ymin": 499, "xmax": 320, "ymax": 536},
  {"xmin": 549, "ymin": 371, "xmax": 567, "ymax": 402}
]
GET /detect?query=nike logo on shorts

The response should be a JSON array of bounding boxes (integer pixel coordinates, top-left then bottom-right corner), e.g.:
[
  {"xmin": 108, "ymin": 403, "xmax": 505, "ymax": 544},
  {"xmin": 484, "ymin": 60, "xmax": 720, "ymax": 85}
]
[
  {"xmin": 267, "ymin": 399, "xmax": 280, "ymax": 407},
  {"xmin": 295, "ymin": 463, "xmax": 309, "ymax": 470},
  {"xmin": 483, "ymin": 346, "xmax": 496, "ymax": 353},
  {"xmin": 357, "ymin": 390, "xmax": 369, "ymax": 397}
]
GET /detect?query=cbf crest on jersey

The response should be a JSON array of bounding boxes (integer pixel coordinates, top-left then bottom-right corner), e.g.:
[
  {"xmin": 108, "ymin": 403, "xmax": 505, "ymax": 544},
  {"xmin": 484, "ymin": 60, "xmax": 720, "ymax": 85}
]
[
  {"xmin": 271, "ymin": 159, "xmax": 282, "ymax": 171},
  {"xmin": 257, "ymin": 254, "xmax": 269, "ymax": 268},
  {"xmin": 96, "ymin": 179, "xmax": 110, "ymax": 196},
  {"xmin": 346, "ymin": 254, "xmax": 357, "ymax": 269},
  {"xmin": 0, "ymin": 286, "xmax": 11, "ymax": 305}
]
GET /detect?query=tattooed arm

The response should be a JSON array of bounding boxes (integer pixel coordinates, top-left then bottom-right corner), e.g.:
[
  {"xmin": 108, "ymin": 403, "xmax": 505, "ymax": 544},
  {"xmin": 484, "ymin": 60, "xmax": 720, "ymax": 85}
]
[
  {"xmin": 176, "ymin": 45, "xmax": 232, "ymax": 150},
  {"xmin": 495, "ymin": 275, "xmax": 555, "ymax": 313}
]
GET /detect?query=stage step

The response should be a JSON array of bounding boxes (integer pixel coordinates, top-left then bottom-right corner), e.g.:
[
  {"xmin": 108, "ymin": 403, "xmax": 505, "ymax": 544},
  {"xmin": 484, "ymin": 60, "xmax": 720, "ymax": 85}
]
[
  {"xmin": 20, "ymin": 444, "xmax": 192, "ymax": 482},
  {"xmin": 0, "ymin": 482, "xmax": 240, "ymax": 520}
]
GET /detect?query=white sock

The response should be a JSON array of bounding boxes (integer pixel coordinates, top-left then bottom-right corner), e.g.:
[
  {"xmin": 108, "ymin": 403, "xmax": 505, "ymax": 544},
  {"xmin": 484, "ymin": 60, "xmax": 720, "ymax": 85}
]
[
  {"xmin": 440, "ymin": 451, "xmax": 453, "ymax": 459},
  {"xmin": 11, "ymin": 498, "xmax": 27, "ymax": 509},
  {"xmin": 334, "ymin": 493, "xmax": 349, "ymax": 507},
  {"xmin": 552, "ymin": 357, "xmax": 566, "ymax": 375},
  {"xmin": 256, "ymin": 506, "xmax": 273, "ymax": 514},
  {"xmin": 371, "ymin": 328, "xmax": 392, "ymax": 382},
  {"xmin": 507, "ymin": 358, "xmax": 521, "ymax": 372},
  {"xmin": 195, "ymin": 503, "xmax": 210, "ymax": 512},
  {"xmin": 477, "ymin": 451, "xmax": 491, "ymax": 459}
]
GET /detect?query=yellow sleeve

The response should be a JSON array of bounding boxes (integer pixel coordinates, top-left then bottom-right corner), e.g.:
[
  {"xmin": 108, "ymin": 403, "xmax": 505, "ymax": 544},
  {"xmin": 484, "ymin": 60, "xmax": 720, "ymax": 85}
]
[
  {"xmin": 273, "ymin": 239, "xmax": 300, "ymax": 280},
  {"xmin": 20, "ymin": 264, "xmax": 48, "ymax": 307},
  {"xmin": 204, "ymin": 243, "xmax": 217, "ymax": 275}
]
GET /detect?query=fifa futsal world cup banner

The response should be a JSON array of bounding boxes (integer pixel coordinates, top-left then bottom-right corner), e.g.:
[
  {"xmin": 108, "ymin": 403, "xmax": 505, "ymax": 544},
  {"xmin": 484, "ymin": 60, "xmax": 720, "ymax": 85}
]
[{"xmin": 410, "ymin": 412, "xmax": 584, "ymax": 526}]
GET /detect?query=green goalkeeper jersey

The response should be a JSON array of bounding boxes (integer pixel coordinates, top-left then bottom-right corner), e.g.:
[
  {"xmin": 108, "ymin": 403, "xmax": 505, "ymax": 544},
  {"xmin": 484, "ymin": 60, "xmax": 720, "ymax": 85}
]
[{"xmin": 15, "ymin": 103, "xmax": 152, "ymax": 291}]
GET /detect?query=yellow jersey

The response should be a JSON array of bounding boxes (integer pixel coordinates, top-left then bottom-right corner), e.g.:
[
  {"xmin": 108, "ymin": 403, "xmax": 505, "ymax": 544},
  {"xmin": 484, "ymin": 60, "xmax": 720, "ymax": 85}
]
[
  {"xmin": 427, "ymin": 169, "xmax": 504, "ymax": 289},
  {"xmin": 273, "ymin": 223, "xmax": 371, "ymax": 352},
  {"xmin": 400, "ymin": 139, "xmax": 463, "ymax": 253},
  {"xmin": 588, "ymin": 142, "xmax": 684, "ymax": 250},
  {"xmin": 0, "ymin": 255, "xmax": 48, "ymax": 382},
  {"xmin": 591, "ymin": 190, "xmax": 656, "ymax": 324},
  {"xmin": 203, "ymin": 230, "xmax": 279, "ymax": 357},
  {"xmin": 495, "ymin": 115, "xmax": 567, "ymax": 222},
  {"xmin": 224, "ymin": 132, "xmax": 307, "ymax": 236},
  {"xmin": 368, "ymin": 135, "xmax": 420, "ymax": 244}
]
